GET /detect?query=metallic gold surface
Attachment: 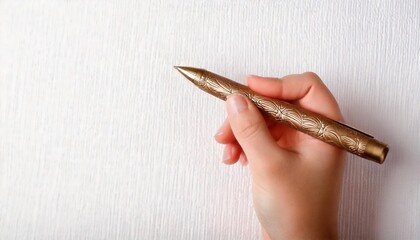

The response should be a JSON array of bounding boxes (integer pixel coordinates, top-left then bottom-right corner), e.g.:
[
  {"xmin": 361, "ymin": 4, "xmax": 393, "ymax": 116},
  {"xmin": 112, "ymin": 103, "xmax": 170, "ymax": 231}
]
[{"xmin": 174, "ymin": 66, "xmax": 389, "ymax": 164}]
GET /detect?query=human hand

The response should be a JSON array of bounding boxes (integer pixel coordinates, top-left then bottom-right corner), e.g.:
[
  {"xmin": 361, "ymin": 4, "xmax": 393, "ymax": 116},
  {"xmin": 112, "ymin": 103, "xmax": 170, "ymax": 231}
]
[{"xmin": 214, "ymin": 73, "xmax": 345, "ymax": 240}]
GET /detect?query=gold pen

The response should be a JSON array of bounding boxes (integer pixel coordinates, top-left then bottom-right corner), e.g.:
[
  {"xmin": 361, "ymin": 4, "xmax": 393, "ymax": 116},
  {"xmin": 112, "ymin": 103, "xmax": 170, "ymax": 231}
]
[{"xmin": 174, "ymin": 66, "xmax": 389, "ymax": 164}]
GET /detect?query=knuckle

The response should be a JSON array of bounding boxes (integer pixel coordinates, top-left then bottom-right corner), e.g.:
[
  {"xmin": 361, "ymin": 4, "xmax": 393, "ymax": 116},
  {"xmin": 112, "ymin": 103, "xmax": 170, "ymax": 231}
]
[
  {"xmin": 237, "ymin": 118, "xmax": 264, "ymax": 142},
  {"xmin": 302, "ymin": 71, "xmax": 321, "ymax": 81}
]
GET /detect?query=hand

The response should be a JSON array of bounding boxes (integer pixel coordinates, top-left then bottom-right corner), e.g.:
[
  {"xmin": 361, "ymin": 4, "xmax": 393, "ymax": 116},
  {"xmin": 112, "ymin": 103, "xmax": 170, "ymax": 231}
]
[{"xmin": 214, "ymin": 73, "xmax": 345, "ymax": 240}]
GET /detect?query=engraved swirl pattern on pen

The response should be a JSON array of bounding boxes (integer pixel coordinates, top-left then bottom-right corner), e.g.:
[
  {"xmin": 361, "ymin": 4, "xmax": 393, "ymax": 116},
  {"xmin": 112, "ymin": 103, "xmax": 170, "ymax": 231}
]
[
  {"xmin": 254, "ymin": 95, "xmax": 368, "ymax": 155},
  {"xmin": 200, "ymin": 71, "xmax": 255, "ymax": 100},
  {"xmin": 200, "ymin": 71, "xmax": 368, "ymax": 156}
]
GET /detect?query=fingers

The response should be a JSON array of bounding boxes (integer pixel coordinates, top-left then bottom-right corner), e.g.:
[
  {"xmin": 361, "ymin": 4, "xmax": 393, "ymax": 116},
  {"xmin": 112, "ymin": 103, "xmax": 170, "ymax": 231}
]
[
  {"xmin": 216, "ymin": 72, "xmax": 340, "ymax": 167},
  {"xmin": 238, "ymin": 152, "xmax": 248, "ymax": 166},
  {"xmin": 219, "ymin": 143, "xmax": 249, "ymax": 166},
  {"xmin": 214, "ymin": 119, "xmax": 234, "ymax": 144},
  {"xmin": 215, "ymin": 116, "xmax": 277, "ymax": 144},
  {"xmin": 225, "ymin": 94, "xmax": 289, "ymax": 166},
  {"xmin": 222, "ymin": 143, "xmax": 242, "ymax": 165},
  {"xmin": 247, "ymin": 73, "xmax": 342, "ymax": 121}
]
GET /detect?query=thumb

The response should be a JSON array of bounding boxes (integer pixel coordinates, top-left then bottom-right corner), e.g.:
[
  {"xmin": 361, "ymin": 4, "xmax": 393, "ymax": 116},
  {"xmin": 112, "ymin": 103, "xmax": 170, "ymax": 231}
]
[{"xmin": 225, "ymin": 94, "xmax": 286, "ymax": 167}]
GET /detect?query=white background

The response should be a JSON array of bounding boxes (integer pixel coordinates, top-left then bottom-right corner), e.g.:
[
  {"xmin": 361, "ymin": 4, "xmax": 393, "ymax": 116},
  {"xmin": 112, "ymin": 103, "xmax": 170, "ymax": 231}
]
[{"xmin": 1, "ymin": 1, "xmax": 419, "ymax": 239}]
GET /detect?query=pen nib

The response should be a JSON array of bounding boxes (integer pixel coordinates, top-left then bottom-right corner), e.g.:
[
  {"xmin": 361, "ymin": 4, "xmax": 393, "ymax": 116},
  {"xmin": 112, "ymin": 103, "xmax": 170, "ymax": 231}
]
[{"xmin": 173, "ymin": 66, "xmax": 206, "ymax": 83}]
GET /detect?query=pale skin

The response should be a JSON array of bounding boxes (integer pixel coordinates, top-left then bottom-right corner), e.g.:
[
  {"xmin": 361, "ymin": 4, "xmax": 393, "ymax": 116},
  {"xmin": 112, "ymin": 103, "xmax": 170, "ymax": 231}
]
[{"xmin": 214, "ymin": 73, "xmax": 345, "ymax": 240}]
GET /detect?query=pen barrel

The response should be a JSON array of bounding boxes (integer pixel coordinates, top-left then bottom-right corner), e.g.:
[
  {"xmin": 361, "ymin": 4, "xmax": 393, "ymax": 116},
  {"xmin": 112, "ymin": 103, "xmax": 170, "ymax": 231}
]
[{"xmin": 199, "ymin": 70, "xmax": 388, "ymax": 164}]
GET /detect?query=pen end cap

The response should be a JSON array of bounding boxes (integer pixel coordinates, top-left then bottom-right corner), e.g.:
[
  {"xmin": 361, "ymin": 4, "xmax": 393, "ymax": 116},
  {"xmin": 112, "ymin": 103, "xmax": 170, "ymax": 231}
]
[{"xmin": 365, "ymin": 140, "xmax": 389, "ymax": 164}]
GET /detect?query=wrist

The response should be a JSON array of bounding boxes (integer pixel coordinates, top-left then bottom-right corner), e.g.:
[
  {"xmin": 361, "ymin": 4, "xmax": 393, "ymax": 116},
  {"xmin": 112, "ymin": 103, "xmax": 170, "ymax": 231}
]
[{"xmin": 262, "ymin": 207, "xmax": 339, "ymax": 240}]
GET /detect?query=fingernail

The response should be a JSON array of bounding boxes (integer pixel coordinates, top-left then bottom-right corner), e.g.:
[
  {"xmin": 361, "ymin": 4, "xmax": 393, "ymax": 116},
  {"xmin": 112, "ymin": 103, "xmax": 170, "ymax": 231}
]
[
  {"xmin": 247, "ymin": 74, "xmax": 258, "ymax": 78},
  {"xmin": 214, "ymin": 127, "xmax": 224, "ymax": 137},
  {"xmin": 222, "ymin": 147, "xmax": 231, "ymax": 163},
  {"xmin": 227, "ymin": 94, "xmax": 248, "ymax": 114},
  {"xmin": 239, "ymin": 153, "xmax": 248, "ymax": 166}
]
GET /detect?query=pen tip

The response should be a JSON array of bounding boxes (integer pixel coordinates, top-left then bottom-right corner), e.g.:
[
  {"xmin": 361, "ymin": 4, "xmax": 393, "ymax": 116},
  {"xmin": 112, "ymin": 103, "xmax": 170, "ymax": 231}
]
[
  {"xmin": 173, "ymin": 66, "xmax": 191, "ymax": 74},
  {"xmin": 173, "ymin": 66, "xmax": 205, "ymax": 83}
]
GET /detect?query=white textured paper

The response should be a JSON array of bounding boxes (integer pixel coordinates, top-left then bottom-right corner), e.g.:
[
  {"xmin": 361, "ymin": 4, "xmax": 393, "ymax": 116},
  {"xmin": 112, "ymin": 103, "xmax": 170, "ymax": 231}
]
[{"xmin": 0, "ymin": 1, "xmax": 419, "ymax": 239}]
